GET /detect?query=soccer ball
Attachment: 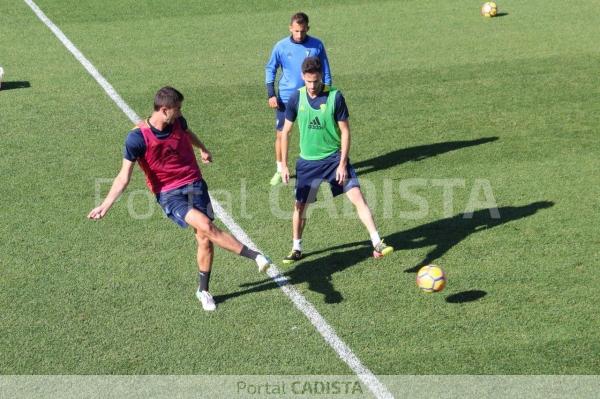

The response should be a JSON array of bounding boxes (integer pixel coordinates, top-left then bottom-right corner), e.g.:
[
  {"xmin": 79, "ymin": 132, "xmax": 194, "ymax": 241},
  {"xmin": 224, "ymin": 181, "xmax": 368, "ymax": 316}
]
[
  {"xmin": 480, "ymin": 2, "xmax": 498, "ymax": 17},
  {"xmin": 416, "ymin": 265, "xmax": 447, "ymax": 293}
]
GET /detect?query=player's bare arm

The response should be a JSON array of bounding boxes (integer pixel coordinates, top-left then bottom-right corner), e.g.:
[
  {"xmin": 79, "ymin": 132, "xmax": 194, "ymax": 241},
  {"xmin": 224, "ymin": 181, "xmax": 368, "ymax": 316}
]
[
  {"xmin": 336, "ymin": 119, "xmax": 351, "ymax": 185},
  {"xmin": 87, "ymin": 159, "xmax": 135, "ymax": 220},
  {"xmin": 187, "ymin": 129, "xmax": 212, "ymax": 164}
]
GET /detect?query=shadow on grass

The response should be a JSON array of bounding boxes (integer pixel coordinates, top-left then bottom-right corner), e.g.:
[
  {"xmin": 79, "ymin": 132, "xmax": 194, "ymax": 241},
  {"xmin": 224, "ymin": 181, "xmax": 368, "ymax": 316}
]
[
  {"xmin": 446, "ymin": 290, "xmax": 487, "ymax": 303},
  {"xmin": 0, "ymin": 81, "xmax": 31, "ymax": 91},
  {"xmin": 299, "ymin": 201, "xmax": 555, "ymax": 273},
  {"xmin": 216, "ymin": 247, "xmax": 366, "ymax": 305},
  {"xmin": 353, "ymin": 137, "xmax": 498, "ymax": 176},
  {"xmin": 396, "ymin": 201, "xmax": 554, "ymax": 272},
  {"xmin": 214, "ymin": 201, "xmax": 553, "ymax": 305}
]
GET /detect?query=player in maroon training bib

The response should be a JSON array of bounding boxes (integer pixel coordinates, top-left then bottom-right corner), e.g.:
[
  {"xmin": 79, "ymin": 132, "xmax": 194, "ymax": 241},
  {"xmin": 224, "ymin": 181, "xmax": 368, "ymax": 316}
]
[{"xmin": 88, "ymin": 86, "xmax": 272, "ymax": 311}]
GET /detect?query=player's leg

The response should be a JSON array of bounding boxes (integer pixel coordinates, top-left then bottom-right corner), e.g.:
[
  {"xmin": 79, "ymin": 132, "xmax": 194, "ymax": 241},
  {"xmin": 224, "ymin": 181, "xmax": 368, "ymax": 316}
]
[
  {"xmin": 270, "ymin": 104, "xmax": 286, "ymax": 186},
  {"xmin": 325, "ymin": 154, "xmax": 394, "ymax": 259},
  {"xmin": 271, "ymin": 130, "xmax": 283, "ymax": 185},
  {"xmin": 345, "ymin": 187, "xmax": 394, "ymax": 258},
  {"xmin": 184, "ymin": 208, "xmax": 271, "ymax": 272},
  {"xmin": 284, "ymin": 201, "xmax": 307, "ymax": 264},
  {"xmin": 283, "ymin": 158, "xmax": 319, "ymax": 264},
  {"xmin": 194, "ymin": 229, "xmax": 216, "ymax": 311},
  {"xmin": 344, "ymin": 187, "xmax": 376, "ymax": 233},
  {"xmin": 158, "ymin": 181, "xmax": 270, "ymax": 311},
  {"xmin": 186, "ymin": 208, "xmax": 242, "ymax": 252},
  {"xmin": 293, "ymin": 201, "xmax": 307, "ymax": 240},
  {"xmin": 191, "ymin": 180, "xmax": 270, "ymax": 271},
  {"xmin": 195, "ymin": 230, "xmax": 214, "ymax": 274}
]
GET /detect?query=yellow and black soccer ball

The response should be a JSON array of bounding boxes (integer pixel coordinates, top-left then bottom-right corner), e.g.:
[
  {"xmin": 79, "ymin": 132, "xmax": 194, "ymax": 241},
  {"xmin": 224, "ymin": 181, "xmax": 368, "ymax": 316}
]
[
  {"xmin": 416, "ymin": 265, "xmax": 447, "ymax": 293},
  {"xmin": 481, "ymin": 2, "xmax": 498, "ymax": 17}
]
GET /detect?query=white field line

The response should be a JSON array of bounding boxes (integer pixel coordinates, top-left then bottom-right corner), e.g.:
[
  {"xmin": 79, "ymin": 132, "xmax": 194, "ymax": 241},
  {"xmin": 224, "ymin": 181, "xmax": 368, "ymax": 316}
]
[{"xmin": 23, "ymin": 1, "xmax": 394, "ymax": 398}]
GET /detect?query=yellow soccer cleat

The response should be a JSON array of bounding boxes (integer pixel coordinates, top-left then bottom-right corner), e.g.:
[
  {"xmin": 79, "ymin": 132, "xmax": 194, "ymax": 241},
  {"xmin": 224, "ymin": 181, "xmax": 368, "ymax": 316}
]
[
  {"xmin": 282, "ymin": 250, "xmax": 303, "ymax": 264},
  {"xmin": 373, "ymin": 241, "xmax": 394, "ymax": 258},
  {"xmin": 270, "ymin": 171, "xmax": 282, "ymax": 186}
]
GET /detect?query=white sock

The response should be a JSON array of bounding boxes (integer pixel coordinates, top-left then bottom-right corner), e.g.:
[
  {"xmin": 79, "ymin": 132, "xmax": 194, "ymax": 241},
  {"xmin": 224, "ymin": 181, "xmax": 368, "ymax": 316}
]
[
  {"xmin": 370, "ymin": 231, "xmax": 381, "ymax": 248},
  {"xmin": 276, "ymin": 162, "xmax": 283, "ymax": 173},
  {"xmin": 293, "ymin": 239, "xmax": 302, "ymax": 252}
]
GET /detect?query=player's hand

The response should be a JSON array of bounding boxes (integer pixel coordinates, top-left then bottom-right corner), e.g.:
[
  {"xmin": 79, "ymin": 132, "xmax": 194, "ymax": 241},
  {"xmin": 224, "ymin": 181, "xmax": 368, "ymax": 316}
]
[
  {"xmin": 336, "ymin": 164, "xmax": 348, "ymax": 185},
  {"xmin": 268, "ymin": 96, "xmax": 278, "ymax": 109},
  {"xmin": 88, "ymin": 205, "xmax": 108, "ymax": 220},
  {"xmin": 201, "ymin": 149, "xmax": 212, "ymax": 164},
  {"xmin": 281, "ymin": 165, "xmax": 290, "ymax": 184}
]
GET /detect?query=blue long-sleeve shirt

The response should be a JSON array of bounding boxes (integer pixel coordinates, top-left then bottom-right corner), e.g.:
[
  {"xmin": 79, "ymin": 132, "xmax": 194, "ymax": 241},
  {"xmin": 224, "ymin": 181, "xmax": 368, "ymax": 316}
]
[{"xmin": 265, "ymin": 36, "xmax": 332, "ymax": 104}]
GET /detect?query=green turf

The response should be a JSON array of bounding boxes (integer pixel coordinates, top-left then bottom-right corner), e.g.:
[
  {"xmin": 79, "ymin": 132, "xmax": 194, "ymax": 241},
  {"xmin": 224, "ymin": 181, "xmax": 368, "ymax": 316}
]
[{"xmin": 1, "ymin": 0, "xmax": 599, "ymax": 376}]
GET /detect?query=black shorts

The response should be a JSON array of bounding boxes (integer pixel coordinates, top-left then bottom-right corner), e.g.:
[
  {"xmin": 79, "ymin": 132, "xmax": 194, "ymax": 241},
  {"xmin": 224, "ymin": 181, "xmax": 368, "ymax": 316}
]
[
  {"xmin": 295, "ymin": 152, "xmax": 360, "ymax": 204},
  {"xmin": 156, "ymin": 180, "xmax": 214, "ymax": 228}
]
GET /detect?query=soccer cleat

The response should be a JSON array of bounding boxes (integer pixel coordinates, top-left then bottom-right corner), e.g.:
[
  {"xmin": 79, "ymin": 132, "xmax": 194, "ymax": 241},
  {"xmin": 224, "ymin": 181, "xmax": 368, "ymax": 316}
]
[
  {"xmin": 282, "ymin": 250, "xmax": 302, "ymax": 264},
  {"xmin": 255, "ymin": 254, "xmax": 272, "ymax": 273},
  {"xmin": 196, "ymin": 289, "xmax": 216, "ymax": 311},
  {"xmin": 270, "ymin": 171, "xmax": 282, "ymax": 186},
  {"xmin": 373, "ymin": 241, "xmax": 394, "ymax": 259}
]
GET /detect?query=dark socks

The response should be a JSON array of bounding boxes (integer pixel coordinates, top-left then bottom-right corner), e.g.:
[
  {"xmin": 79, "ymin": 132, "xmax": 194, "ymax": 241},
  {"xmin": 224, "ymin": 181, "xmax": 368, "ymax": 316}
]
[
  {"xmin": 239, "ymin": 245, "xmax": 260, "ymax": 261},
  {"xmin": 198, "ymin": 271, "xmax": 211, "ymax": 292}
]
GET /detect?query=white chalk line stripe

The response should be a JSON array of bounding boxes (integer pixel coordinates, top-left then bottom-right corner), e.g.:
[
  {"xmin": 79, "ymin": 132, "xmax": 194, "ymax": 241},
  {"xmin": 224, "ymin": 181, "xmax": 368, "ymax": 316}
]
[{"xmin": 23, "ymin": 1, "xmax": 393, "ymax": 397}]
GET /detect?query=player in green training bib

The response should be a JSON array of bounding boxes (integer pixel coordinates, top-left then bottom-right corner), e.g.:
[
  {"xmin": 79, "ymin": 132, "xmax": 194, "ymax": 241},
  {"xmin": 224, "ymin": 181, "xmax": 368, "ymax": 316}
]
[
  {"xmin": 296, "ymin": 84, "xmax": 341, "ymax": 160},
  {"xmin": 280, "ymin": 57, "xmax": 394, "ymax": 263}
]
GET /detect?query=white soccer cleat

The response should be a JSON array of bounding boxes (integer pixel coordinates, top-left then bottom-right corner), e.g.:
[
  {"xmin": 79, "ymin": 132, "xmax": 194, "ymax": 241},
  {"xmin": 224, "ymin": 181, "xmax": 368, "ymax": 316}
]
[
  {"xmin": 0, "ymin": 66, "xmax": 4, "ymax": 90},
  {"xmin": 255, "ymin": 254, "xmax": 272, "ymax": 273},
  {"xmin": 196, "ymin": 289, "xmax": 216, "ymax": 311}
]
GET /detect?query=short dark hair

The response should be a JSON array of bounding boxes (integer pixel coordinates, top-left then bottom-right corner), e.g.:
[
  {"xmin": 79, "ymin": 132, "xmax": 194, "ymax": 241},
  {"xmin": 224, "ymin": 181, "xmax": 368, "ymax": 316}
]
[
  {"xmin": 291, "ymin": 12, "xmax": 309, "ymax": 26},
  {"xmin": 154, "ymin": 86, "xmax": 184, "ymax": 111},
  {"xmin": 301, "ymin": 56, "xmax": 322, "ymax": 75}
]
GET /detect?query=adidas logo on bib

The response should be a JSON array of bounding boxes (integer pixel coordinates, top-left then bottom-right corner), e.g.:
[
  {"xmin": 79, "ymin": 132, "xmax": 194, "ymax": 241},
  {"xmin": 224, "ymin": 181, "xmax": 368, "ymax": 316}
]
[{"xmin": 308, "ymin": 116, "xmax": 323, "ymax": 130}]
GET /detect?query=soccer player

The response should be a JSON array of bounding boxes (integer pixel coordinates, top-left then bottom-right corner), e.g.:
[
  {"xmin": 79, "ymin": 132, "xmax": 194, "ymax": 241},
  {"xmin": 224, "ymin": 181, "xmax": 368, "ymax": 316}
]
[
  {"xmin": 280, "ymin": 57, "xmax": 393, "ymax": 263},
  {"xmin": 88, "ymin": 87, "xmax": 271, "ymax": 311},
  {"xmin": 265, "ymin": 12, "xmax": 332, "ymax": 186}
]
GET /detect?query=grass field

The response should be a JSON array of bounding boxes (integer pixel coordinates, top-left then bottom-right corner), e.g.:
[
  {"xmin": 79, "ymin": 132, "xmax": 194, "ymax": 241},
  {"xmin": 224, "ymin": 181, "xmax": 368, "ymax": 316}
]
[{"xmin": 1, "ymin": 0, "xmax": 599, "ymax": 385}]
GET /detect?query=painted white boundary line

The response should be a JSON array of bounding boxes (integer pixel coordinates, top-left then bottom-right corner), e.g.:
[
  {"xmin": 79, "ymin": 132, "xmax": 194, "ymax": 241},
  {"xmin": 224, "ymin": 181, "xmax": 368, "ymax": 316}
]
[{"xmin": 24, "ymin": 1, "xmax": 393, "ymax": 398}]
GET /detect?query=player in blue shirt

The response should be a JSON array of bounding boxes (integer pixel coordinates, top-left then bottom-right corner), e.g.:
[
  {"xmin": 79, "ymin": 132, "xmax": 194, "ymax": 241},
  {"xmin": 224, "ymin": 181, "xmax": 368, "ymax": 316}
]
[{"xmin": 265, "ymin": 12, "xmax": 332, "ymax": 185}]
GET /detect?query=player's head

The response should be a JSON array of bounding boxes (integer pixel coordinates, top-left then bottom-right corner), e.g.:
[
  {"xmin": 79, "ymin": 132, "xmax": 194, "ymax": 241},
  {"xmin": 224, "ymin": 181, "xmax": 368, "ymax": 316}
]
[
  {"xmin": 154, "ymin": 86, "xmax": 183, "ymax": 123},
  {"xmin": 301, "ymin": 57, "xmax": 323, "ymax": 96},
  {"xmin": 289, "ymin": 12, "xmax": 309, "ymax": 43}
]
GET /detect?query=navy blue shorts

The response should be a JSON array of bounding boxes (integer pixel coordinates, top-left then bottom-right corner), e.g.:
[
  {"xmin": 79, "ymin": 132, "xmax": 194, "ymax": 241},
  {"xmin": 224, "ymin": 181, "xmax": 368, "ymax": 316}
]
[
  {"xmin": 274, "ymin": 99, "xmax": 286, "ymax": 131},
  {"xmin": 156, "ymin": 180, "xmax": 214, "ymax": 228},
  {"xmin": 295, "ymin": 152, "xmax": 360, "ymax": 204}
]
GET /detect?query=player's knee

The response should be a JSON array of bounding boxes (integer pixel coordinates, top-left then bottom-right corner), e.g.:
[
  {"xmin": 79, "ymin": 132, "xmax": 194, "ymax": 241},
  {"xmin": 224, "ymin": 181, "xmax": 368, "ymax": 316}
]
[
  {"xmin": 195, "ymin": 233, "xmax": 211, "ymax": 249},
  {"xmin": 347, "ymin": 187, "xmax": 366, "ymax": 206},
  {"xmin": 199, "ymin": 220, "xmax": 221, "ymax": 239},
  {"xmin": 194, "ymin": 219, "xmax": 210, "ymax": 235}
]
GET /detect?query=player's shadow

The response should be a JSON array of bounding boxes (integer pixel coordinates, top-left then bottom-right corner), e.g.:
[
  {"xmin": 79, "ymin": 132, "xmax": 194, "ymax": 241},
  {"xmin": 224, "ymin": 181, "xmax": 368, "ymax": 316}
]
[
  {"xmin": 397, "ymin": 201, "xmax": 554, "ymax": 272},
  {"xmin": 353, "ymin": 137, "xmax": 498, "ymax": 176},
  {"xmin": 303, "ymin": 201, "xmax": 554, "ymax": 273},
  {"xmin": 214, "ymin": 201, "xmax": 553, "ymax": 305},
  {"xmin": 0, "ymin": 81, "xmax": 31, "ymax": 91},
  {"xmin": 215, "ymin": 246, "xmax": 368, "ymax": 305}
]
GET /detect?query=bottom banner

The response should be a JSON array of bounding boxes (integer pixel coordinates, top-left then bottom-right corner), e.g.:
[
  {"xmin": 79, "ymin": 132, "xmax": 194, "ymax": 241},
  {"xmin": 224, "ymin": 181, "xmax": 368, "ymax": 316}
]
[{"xmin": 1, "ymin": 375, "xmax": 599, "ymax": 398}]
